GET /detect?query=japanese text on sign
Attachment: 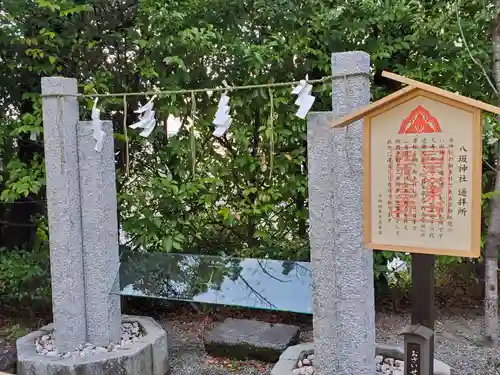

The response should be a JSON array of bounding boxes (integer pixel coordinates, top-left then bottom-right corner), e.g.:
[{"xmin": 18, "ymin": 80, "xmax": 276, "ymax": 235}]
[{"xmin": 368, "ymin": 95, "xmax": 478, "ymax": 255}]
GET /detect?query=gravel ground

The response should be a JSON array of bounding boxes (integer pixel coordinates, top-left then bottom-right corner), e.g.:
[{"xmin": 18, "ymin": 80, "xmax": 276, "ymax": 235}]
[
  {"xmin": 1, "ymin": 305, "xmax": 496, "ymax": 375},
  {"xmin": 158, "ymin": 309, "xmax": 500, "ymax": 375},
  {"xmin": 376, "ymin": 311, "xmax": 500, "ymax": 375}
]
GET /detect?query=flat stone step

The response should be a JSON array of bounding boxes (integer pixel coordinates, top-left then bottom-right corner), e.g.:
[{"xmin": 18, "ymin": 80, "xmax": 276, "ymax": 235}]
[{"xmin": 203, "ymin": 318, "xmax": 300, "ymax": 362}]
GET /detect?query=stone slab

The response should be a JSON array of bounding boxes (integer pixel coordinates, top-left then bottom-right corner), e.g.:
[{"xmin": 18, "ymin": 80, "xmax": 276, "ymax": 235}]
[
  {"xmin": 16, "ymin": 315, "xmax": 168, "ymax": 375},
  {"xmin": 203, "ymin": 318, "xmax": 300, "ymax": 362},
  {"xmin": 270, "ymin": 343, "xmax": 451, "ymax": 375}
]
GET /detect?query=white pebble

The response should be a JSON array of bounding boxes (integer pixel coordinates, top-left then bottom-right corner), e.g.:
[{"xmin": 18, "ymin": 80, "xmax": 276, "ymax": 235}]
[
  {"xmin": 375, "ymin": 355, "xmax": 383, "ymax": 364},
  {"xmin": 395, "ymin": 360, "xmax": 404, "ymax": 368},
  {"xmin": 304, "ymin": 367, "xmax": 314, "ymax": 375},
  {"xmin": 34, "ymin": 322, "xmax": 143, "ymax": 358},
  {"xmin": 297, "ymin": 360, "xmax": 303, "ymax": 368},
  {"xmin": 384, "ymin": 357, "xmax": 395, "ymax": 366},
  {"xmin": 302, "ymin": 358, "xmax": 311, "ymax": 366},
  {"xmin": 292, "ymin": 369, "xmax": 301, "ymax": 375},
  {"xmin": 307, "ymin": 354, "xmax": 314, "ymax": 361},
  {"xmin": 392, "ymin": 370, "xmax": 403, "ymax": 375}
]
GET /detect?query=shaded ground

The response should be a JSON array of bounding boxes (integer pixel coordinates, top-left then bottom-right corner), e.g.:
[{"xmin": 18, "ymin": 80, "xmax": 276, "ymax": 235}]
[
  {"xmin": 377, "ymin": 310, "xmax": 500, "ymax": 375},
  {"xmin": 1, "ymin": 301, "xmax": 500, "ymax": 374},
  {"xmin": 145, "ymin": 303, "xmax": 312, "ymax": 375},
  {"xmin": 132, "ymin": 302, "xmax": 500, "ymax": 375}
]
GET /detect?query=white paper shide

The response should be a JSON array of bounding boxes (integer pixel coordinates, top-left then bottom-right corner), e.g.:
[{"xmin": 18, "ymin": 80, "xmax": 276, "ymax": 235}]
[
  {"xmin": 91, "ymin": 98, "xmax": 105, "ymax": 152},
  {"xmin": 130, "ymin": 95, "xmax": 157, "ymax": 138},
  {"xmin": 291, "ymin": 76, "xmax": 315, "ymax": 119},
  {"xmin": 212, "ymin": 93, "xmax": 233, "ymax": 137}
]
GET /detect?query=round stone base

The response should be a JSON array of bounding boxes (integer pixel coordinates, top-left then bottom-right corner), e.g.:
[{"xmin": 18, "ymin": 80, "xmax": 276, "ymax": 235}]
[
  {"xmin": 270, "ymin": 343, "xmax": 450, "ymax": 375},
  {"xmin": 16, "ymin": 315, "xmax": 168, "ymax": 375}
]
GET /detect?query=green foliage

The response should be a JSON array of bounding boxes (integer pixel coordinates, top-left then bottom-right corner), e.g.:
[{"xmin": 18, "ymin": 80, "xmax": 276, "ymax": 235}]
[
  {"xmin": 0, "ymin": 246, "xmax": 50, "ymax": 303},
  {"xmin": 0, "ymin": 0, "xmax": 498, "ymax": 303}
]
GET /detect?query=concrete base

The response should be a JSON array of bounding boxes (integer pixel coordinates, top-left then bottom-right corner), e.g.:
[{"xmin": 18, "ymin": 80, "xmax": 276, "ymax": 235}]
[
  {"xmin": 270, "ymin": 343, "xmax": 451, "ymax": 375},
  {"xmin": 16, "ymin": 315, "xmax": 168, "ymax": 375}
]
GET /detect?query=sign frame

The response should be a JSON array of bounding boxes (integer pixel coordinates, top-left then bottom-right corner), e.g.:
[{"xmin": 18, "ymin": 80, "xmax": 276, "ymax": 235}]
[{"xmin": 362, "ymin": 88, "xmax": 482, "ymax": 257}]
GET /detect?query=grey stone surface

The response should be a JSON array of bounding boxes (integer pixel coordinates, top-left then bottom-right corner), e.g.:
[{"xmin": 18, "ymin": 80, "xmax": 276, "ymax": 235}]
[
  {"xmin": 270, "ymin": 343, "xmax": 313, "ymax": 375},
  {"xmin": 271, "ymin": 343, "xmax": 451, "ymax": 375},
  {"xmin": 78, "ymin": 121, "xmax": 121, "ymax": 347},
  {"xmin": 307, "ymin": 51, "xmax": 375, "ymax": 375},
  {"xmin": 122, "ymin": 315, "xmax": 169, "ymax": 375},
  {"xmin": 16, "ymin": 315, "xmax": 168, "ymax": 375},
  {"xmin": 41, "ymin": 77, "xmax": 87, "ymax": 353},
  {"xmin": 203, "ymin": 318, "xmax": 299, "ymax": 362}
]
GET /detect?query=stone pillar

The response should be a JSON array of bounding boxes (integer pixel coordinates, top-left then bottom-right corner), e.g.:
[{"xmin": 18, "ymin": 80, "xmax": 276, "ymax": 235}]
[
  {"xmin": 41, "ymin": 78, "xmax": 87, "ymax": 353},
  {"xmin": 78, "ymin": 120, "xmax": 121, "ymax": 346},
  {"xmin": 41, "ymin": 78, "xmax": 121, "ymax": 351},
  {"xmin": 308, "ymin": 51, "xmax": 375, "ymax": 375}
]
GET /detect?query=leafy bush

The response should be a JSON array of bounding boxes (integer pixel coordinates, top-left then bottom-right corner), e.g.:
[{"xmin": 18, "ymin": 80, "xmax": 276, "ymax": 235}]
[
  {"xmin": 0, "ymin": 245, "xmax": 50, "ymax": 304},
  {"xmin": 0, "ymin": 0, "xmax": 496, "ymax": 306}
]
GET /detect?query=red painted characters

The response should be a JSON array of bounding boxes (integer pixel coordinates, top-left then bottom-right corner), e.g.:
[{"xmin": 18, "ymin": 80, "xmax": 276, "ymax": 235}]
[{"xmin": 388, "ymin": 106, "xmax": 452, "ymax": 226}]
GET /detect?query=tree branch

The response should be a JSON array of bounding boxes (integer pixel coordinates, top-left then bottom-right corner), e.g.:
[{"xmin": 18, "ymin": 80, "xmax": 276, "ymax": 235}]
[{"xmin": 455, "ymin": 0, "xmax": 498, "ymax": 95}]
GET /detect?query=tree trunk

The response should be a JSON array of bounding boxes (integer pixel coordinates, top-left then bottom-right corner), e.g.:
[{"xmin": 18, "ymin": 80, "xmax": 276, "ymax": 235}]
[
  {"xmin": 484, "ymin": 164, "xmax": 500, "ymax": 346},
  {"xmin": 484, "ymin": 2, "xmax": 500, "ymax": 346},
  {"xmin": 246, "ymin": 108, "xmax": 261, "ymax": 248}
]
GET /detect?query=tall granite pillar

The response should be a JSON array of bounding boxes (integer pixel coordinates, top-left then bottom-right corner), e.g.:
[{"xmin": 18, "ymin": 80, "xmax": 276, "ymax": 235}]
[
  {"xmin": 41, "ymin": 78, "xmax": 87, "ymax": 353},
  {"xmin": 41, "ymin": 78, "xmax": 121, "ymax": 352},
  {"xmin": 308, "ymin": 52, "xmax": 375, "ymax": 375}
]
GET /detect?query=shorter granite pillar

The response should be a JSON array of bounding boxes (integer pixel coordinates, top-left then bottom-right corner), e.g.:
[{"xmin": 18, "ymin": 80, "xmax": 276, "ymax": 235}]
[{"xmin": 78, "ymin": 120, "xmax": 121, "ymax": 347}]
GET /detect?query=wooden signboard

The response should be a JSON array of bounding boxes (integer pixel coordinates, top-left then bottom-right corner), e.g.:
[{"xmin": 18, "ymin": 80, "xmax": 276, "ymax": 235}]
[
  {"xmin": 364, "ymin": 88, "xmax": 481, "ymax": 257},
  {"xmin": 331, "ymin": 72, "xmax": 498, "ymax": 258}
]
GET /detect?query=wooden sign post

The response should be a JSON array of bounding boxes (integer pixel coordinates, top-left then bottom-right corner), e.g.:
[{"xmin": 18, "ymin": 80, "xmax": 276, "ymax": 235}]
[{"xmin": 332, "ymin": 71, "xmax": 500, "ymax": 375}]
